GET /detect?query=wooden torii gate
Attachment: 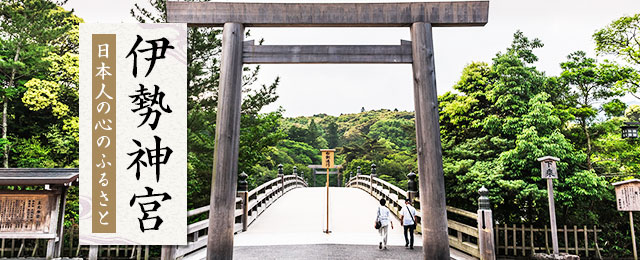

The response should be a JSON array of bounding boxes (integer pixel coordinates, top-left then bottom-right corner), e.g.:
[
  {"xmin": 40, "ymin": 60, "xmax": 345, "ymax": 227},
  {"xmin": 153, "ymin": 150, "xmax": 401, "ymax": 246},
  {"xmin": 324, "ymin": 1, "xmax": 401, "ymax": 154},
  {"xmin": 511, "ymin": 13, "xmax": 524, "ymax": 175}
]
[{"xmin": 167, "ymin": 2, "xmax": 489, "ymax": 259}]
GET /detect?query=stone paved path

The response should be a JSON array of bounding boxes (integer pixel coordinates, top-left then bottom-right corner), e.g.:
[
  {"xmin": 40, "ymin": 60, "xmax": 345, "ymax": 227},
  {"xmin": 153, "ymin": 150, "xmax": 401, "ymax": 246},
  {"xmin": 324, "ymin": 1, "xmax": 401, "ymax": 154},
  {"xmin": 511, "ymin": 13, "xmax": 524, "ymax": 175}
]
[{"xmin": 234, "ymin": 244, "xmax": 424, "ymax": 260}]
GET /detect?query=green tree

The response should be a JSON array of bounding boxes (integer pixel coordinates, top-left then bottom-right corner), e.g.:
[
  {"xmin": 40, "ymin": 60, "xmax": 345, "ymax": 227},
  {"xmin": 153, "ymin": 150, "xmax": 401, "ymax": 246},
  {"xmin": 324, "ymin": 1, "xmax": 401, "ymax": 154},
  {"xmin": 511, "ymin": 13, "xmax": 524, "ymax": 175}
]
[
  {"xmin": 0, "ymin": 0, "xmax": 76, "ymax": 167},
  {"xmin": 325, "ymin": 120, "xmax": 339, "ymax": 148},
  {"xmin": 560, "ymin": 51, "xmax": 631, "ymax": 170},
  {"xmin": 594, "ymin": 13, "xmax": 640, "ymax": 100}
]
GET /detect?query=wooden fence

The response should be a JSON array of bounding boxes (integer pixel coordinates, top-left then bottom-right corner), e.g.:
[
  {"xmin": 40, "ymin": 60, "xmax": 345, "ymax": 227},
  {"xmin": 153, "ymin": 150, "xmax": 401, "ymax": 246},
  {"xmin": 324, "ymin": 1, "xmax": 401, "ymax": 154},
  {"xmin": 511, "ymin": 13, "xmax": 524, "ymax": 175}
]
[
  {"xmin": 162, "ymin": 174, "xmax": 308, "ymax": 259},
  {"xmin": 495, "ymin": 223, "xmax": 602, "ymax": 258},
  {"xmin": 0, "ymin": 222, "xmax": 153, "ymax": 259}
]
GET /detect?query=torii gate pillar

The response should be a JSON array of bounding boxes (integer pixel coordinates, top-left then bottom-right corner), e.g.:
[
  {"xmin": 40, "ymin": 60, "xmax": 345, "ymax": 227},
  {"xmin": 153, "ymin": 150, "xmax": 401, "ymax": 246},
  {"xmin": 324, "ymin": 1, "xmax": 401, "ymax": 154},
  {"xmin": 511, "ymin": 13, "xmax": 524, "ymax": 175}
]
[{"xmin": 411, "ymin": 22, "xmax": 450, "ymax": 258}]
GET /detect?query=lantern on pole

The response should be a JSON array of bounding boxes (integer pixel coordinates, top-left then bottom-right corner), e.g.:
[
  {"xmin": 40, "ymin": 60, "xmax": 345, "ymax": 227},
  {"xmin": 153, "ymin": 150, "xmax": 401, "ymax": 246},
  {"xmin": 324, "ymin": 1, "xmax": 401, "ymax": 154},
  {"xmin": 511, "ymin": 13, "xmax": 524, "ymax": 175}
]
[{"xmin": 622, "ymin": 122, "xmax": 640, "ymax": 139}]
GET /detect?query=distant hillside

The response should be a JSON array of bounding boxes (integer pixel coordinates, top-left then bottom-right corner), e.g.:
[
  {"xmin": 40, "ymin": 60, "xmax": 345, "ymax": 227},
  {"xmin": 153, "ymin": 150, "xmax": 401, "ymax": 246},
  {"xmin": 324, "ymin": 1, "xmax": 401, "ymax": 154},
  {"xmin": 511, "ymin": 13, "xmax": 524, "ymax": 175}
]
[{"xmin": 272, "ymin": 109, "xmax": 417, "ymax": 188}]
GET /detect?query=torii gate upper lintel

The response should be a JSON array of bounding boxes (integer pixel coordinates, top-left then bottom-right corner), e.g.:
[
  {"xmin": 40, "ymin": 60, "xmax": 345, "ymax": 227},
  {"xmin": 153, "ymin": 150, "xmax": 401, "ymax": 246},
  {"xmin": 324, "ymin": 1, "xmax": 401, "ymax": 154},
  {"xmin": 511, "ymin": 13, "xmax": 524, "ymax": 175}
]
[{"xmin": 166, "ymin": 2, "xmax": 489, "ymax": 260}]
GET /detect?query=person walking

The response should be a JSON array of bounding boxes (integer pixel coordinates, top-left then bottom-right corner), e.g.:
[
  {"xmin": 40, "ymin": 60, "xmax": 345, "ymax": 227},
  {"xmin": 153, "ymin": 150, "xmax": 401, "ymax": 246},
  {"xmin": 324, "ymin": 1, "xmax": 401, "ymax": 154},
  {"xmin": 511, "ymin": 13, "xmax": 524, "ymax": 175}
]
[
  {"xmin": 400, "ymin": 199, "xmax": 417, "ymax": 249},
  {"xmin": 375, "ymin": 198, "xmax": 393, "ymax": 250}
]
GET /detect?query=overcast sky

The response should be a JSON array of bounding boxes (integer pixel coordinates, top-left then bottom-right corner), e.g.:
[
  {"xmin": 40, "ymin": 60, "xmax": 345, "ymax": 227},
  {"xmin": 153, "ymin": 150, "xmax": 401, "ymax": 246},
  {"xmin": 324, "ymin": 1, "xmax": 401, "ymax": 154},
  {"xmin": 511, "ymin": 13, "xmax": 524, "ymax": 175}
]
[{"xmin": 65, "ymin": 0, "xmax": 640, "ymax": 117}]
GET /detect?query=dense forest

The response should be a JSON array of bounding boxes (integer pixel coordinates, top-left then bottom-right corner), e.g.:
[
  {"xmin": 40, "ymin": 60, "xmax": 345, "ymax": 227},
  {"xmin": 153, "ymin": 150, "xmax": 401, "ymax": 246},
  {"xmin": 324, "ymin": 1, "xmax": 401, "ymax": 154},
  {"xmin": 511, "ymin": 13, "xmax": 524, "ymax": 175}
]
[{"xmin": 2, "ymin": 0, "xmax": 640, "ymax": 256}]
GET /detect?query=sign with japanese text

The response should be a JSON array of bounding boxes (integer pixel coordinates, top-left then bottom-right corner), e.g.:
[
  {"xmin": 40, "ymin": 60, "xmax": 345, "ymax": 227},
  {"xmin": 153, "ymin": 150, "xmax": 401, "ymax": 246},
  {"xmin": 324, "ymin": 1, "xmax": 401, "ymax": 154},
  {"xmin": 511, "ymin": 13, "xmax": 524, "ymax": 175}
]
[
  {"xmin": 540, "ymin": 159, "xmax": 558, "ymax": 179},
  {"xmin": 613, "ymin": 180, "xmax": 640, "ymax": 211},
  {"xmin": 321, "ymin": 149, "xmax": 335, "ymax": 169},
  {"xmin": 0, "ymin": 192, "xmax": 54, "ymax": 233},
  {"xmin": 79, "ymin": 24, "xmax": 187, "ymax": 245}
]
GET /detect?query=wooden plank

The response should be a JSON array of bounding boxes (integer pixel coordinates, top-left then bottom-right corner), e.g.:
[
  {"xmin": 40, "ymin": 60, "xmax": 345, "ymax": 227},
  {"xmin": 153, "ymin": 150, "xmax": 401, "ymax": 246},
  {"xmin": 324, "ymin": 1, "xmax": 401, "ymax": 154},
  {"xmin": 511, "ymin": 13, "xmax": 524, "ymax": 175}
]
[
  {"xmin": 46, "ymin": 193, "xmax": 61, "ymax": 259},
  {"xmin": 167, "ymin": 1, "xmax": 489, "ymax": 27},
  {"xmin": 243, "ymin": 40, "xmax": 412, "ymax": 64},
  {"xmin": 594, "ymin": 225, "xmax": 602, "ymax": 259},
  {"xmin": 564, "ymin": 225, "xmax": 569, "ymax": 253},
  {"xmin": 521, "ymin": 224, "xmax": 525, "ymax": 256},
  {"xmin": 449, "ymin": 235, "xmax": 480, "ymax": 258},
  {"xmin": 448, "ymin": 220, "xmax": 478, "ymax": 238},
  {"xmin": 412, "ymin": 22, "xmax": 451, "ymax": 259},
  {"xmin": 0, "ymin": 233, "xmax": 56, "ymax": 239},
  {"xmin": 545, "ymin": 225, "xmax": 549, "ymax": 254},
  {"xmin": 574, "ymin": 225, "xmax": 578, "ymax": 255},
  {"xmin": 68, "ymin": 225, "xmax": 74, "ymax": 257},
  {"xmin": 206, "ymin": 22, "xmax": 245, "ymax": 259},
  {"xmin": 584, "ymin": 225, "xmax": 589, "ymax": 257},
  {"xmin": 55, "ymin": 187, "xmax": 68, "ymax": 256},
  {"xmin": 188, "ymin": 205, "xmax": 210, "ymax": 217},
  {"xmin": 494, "ymin": 223, "xmax": 499, "ymax": 255},
  {"xmin": 447, "ymin": 206, "xmax": 478, "ymax": 219},
  {"xmin": 504, "ymin": 223, "xmax": 507, "ymax": 255},
  {"xmin": 88, "ymin": 245, "xmax": 98, "ymax": 260},
  {"xmin": 512, "ymin": 224, "xmax": 516, "ymax": 256},
  {"xmin": 33, "ymin": 238, "xmax": 39, "ymax": 257},
  {"xmin": 531, "ymin": 224, "xmax": 535, "ymax": 255}
]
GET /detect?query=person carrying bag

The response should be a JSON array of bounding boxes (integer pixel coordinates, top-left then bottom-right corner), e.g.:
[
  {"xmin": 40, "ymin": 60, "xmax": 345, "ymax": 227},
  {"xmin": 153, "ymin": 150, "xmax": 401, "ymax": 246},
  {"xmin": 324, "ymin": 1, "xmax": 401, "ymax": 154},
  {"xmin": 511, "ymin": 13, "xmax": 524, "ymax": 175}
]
[
  {"xmin": 375, "ymin": 198, "xmax": 393, "ymax": 250},
  {"xmin": 400, "ymin": 199, "xmax": 417, "ymax": 249}
]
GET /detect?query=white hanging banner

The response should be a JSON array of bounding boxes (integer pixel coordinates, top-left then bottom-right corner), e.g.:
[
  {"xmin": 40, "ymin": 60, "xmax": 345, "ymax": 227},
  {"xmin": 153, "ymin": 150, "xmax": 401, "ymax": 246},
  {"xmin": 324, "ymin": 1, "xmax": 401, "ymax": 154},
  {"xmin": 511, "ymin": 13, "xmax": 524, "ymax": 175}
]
[{"xmin": 79, "ymin": 23, "xmax": 187, "ymax": 245}]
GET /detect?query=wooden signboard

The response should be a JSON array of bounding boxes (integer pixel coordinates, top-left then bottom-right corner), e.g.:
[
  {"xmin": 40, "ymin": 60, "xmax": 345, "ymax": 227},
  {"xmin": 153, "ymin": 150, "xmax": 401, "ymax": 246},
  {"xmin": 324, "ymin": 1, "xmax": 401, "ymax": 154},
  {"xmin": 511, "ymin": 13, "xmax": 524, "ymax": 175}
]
[
  {"xmin": 0, "ymin": 191, "xmax": 54, "ymax": 233},
  {"xmin": 321, "ymin": 149, "xmax": 335, "ymax": 169},
  {"xmin": 613, "ymin": 180, "xmax": 640, "ymax": 211},
  {"xmin": 538, "ymin": 156, "xmax": 559, "ymax": 179}
]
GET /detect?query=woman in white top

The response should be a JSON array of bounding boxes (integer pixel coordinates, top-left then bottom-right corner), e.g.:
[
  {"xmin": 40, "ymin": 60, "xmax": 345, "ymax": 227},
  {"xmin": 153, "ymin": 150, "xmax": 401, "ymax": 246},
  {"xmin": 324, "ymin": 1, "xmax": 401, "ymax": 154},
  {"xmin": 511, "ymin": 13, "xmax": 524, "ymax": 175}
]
[{"xmin": 375, "ymin": 198, "xmax": 394, "ymax": 250}]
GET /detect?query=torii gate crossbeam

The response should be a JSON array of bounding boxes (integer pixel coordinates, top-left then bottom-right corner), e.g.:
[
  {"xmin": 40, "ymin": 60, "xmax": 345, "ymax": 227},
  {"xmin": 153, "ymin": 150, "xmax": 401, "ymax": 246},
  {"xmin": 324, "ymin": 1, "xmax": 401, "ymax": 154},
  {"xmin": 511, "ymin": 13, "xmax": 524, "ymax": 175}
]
[{"xmin": 167, "ymin": 2, "xmax": 489, "ymax": 259}]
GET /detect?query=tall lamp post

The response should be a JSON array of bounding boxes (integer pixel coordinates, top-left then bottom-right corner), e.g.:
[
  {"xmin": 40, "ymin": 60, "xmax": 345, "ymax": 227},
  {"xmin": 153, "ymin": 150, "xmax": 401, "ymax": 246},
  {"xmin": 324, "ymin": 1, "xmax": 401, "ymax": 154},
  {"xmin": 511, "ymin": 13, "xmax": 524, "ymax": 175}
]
[{"xmin": 620, "ymin": 121, "xmax": 640, "ymax": 260}]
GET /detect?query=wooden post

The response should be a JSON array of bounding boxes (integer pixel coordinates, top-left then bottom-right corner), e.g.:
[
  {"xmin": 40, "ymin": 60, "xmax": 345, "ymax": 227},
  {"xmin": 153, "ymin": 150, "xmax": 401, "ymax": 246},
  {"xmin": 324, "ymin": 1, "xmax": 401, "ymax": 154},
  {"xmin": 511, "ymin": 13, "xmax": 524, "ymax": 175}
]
[
  {"xmin": 238, "ymin": 172, "xmax": 249, "ymax": 232},
  {"xmin": 547, "ymin": 178, "xmax": 559, "ymax": 255},
  {"xmin": 632, "ymin": 211, "xmax": 638, "ymax": 260},
  {"xmin": 293, "ymin": 166, "xmax": 298, "ymax": 188},
  {"xmin": 206, "ymin": 22, "xmax": 244, "ymax": 260},
  {"xmin": 407, "ymin": 172, "xmax": 418, "ymax": 203},
  {"xmin": 278, "ymin": 164, "xmax": 284, "ymax": 196},
  {"xmin": 324, "ymin": 167, "xmax": 331, "ymax": 233},
  {"xmin": 160, "ymin": 245, "xmax": 175, "ymax": 260},
  {"xmin": 55, "ymin": 186, "xmax": 68, "ymax": 256},
  {"xmin": 88, "ymin": 245, "xmax": 98, "ymax": 260},
  {"xmin": 46, "ymin": 191, "xmax": 61, "ymax": 260},
  {"xmin": 477, "ymin": 186, "xmax": 495, "ymax": 260},
  {"xmin": 411, "ymin": 22, "xmax": 450, "ymax": 259}
]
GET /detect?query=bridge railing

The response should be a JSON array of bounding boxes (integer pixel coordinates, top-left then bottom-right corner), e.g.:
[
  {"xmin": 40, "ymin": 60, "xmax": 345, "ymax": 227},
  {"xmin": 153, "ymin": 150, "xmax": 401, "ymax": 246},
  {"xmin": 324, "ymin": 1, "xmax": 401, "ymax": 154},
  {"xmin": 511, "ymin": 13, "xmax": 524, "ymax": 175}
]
[
  {"xmin": 346, "ymin": 174, "xmax": 495, "ymax": 260},
  {"xmin": 162, "ymin": 170, "xmax": 308, "ymax": 260}
]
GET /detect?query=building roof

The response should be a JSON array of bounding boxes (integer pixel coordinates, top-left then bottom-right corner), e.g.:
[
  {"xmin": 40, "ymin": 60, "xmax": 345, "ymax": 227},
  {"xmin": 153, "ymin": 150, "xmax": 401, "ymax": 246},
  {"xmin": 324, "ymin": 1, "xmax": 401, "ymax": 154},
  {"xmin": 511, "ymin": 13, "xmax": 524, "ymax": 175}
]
[
  {"xmin": 612, "ymin": 179, "xmax": 640, "ymax": 187},
  {"xmin": 0, "ymin": 168, "xmax": 79, "ymax": 186},
  {"xmin": 537, "ymin": 156, "xmax": 560, "ymax": 162}
]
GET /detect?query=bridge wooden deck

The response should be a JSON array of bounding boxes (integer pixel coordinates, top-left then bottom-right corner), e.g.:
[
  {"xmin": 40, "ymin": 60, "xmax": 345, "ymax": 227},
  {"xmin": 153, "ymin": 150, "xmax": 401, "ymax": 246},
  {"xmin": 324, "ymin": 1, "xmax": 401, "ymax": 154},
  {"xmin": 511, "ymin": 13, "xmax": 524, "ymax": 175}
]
[{"xmin": 184, "ymin": 187, "xmax": 474, "ymax": 260}]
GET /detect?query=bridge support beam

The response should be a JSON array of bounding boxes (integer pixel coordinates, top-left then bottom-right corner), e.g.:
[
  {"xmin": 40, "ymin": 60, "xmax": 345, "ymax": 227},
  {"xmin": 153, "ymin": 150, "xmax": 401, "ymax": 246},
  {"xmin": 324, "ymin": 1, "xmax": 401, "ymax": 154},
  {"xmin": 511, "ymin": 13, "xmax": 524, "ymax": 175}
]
[
  {"xmin": 207, "ymin": 22, "xmax": 245, "ymax": 260},
  {"xmin": 411, "ymin": 22, "xmax": 450, "ymax": 260}
]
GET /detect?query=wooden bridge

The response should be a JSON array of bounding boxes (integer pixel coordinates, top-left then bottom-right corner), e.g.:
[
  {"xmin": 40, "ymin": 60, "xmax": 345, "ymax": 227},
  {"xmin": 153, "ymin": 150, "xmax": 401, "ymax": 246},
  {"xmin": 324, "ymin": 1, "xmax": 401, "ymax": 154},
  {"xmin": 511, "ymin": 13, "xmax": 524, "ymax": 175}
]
[{"xmin": 161, "ymin": 173, "xmax": 494, "ymax": 260}]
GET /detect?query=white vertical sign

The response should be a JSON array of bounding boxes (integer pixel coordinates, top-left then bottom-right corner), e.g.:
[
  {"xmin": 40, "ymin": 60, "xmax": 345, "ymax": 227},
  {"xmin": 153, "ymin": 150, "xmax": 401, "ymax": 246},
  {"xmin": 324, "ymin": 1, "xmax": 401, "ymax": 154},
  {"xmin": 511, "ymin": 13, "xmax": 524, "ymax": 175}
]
[{"xmin": 79, "ymin": 24, "xmax": 187, "ymax": 245}]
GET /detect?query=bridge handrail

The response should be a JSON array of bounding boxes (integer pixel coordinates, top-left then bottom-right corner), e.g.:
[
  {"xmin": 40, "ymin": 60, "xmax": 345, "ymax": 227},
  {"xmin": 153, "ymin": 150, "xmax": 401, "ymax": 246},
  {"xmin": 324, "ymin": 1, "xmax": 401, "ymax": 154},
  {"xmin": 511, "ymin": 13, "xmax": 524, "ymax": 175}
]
[
  {"xmin": 346, "ymin": 175, "xmax": 491, "ymax": 259},
  {"xmin": 164, "ymin": 173, "xmax": 308, "ymax": 260}
]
